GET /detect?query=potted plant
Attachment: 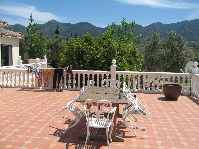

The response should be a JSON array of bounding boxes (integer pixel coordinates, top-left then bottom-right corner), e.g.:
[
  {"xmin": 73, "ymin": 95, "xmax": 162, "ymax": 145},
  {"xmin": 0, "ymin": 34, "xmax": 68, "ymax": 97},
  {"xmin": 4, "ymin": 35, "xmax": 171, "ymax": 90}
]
[{"xmin": 163, "ymin": 84, "xmax": 182, "ymax": 100}]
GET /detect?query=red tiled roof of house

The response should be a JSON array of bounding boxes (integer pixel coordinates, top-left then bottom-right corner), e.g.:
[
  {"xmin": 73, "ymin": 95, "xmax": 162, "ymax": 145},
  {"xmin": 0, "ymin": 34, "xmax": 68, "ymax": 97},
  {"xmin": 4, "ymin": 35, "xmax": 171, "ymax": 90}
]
[
  {"xmin": 0, "ymin": 20, "xmax": 23, "ymax": 38},
  {"xmin": 0, "ymin": 20, "xmax": 8, "ymax": 26},
  {"xmin": 0, "ymin": 27, "xmax": 23, "ymax": 38}
]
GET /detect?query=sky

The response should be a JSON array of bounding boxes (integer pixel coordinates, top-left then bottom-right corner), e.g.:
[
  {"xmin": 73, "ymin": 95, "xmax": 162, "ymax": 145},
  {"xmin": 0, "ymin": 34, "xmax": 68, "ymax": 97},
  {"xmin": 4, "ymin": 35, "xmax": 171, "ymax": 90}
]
[{"xmin": 0, "ymin": 0, "xmax": 199, "ymax": 28}]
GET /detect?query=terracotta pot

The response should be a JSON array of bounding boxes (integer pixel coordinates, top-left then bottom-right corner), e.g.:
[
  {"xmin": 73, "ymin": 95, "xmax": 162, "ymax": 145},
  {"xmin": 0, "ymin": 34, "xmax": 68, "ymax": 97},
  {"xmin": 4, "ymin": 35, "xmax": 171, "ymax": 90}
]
[{"xmin": 163, "ymin": 84, "xmax": 182, "ymax": 100}]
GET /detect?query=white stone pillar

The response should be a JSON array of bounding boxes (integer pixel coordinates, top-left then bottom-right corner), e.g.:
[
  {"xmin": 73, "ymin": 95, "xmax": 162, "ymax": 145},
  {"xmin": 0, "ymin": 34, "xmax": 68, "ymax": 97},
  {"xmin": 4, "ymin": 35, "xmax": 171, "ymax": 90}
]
[
  {"xmin": 17, "ymin": 56, "xmax": 22, "ymax": 65},
  {"xmin": 110, "ymin": 59, "xmax": 117, "ymax": 86},
  {"xmin": 43, "ymin": 55, "xmax": 47, "ymax": 68},
  {"xmin": 19, "ymin": 60, "xmax": 23, "ymax": 69}
]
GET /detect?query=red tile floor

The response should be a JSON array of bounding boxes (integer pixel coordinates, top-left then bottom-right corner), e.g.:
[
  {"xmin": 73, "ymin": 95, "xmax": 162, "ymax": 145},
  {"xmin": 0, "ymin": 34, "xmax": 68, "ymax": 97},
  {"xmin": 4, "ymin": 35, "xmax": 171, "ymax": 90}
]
[{"xmin": 0, "ymin": 88, "xmax": 199, "ymax": 149}]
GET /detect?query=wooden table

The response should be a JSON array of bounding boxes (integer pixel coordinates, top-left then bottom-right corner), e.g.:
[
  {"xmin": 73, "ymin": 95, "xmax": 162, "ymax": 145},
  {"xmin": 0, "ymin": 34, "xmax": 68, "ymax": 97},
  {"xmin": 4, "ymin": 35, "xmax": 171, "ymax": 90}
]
[{"xmin": 76, "ymin": 86, "xmax": 128, "ymax": 142}]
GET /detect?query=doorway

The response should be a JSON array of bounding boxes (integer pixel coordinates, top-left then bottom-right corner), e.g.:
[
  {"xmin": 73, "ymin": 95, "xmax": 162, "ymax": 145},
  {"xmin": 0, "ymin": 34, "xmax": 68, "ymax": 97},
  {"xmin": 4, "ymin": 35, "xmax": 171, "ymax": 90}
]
[{"xmin": 1, "ymin": 44, "xmax": 12, "ymax": 66}]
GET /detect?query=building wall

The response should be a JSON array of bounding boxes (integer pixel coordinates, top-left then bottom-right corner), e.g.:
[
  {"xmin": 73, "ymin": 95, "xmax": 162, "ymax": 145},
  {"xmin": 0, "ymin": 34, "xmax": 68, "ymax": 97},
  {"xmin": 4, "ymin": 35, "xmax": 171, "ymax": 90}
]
[{"xmin": 0, "ymin": 36, "xmax": 20, "ymax": 66}]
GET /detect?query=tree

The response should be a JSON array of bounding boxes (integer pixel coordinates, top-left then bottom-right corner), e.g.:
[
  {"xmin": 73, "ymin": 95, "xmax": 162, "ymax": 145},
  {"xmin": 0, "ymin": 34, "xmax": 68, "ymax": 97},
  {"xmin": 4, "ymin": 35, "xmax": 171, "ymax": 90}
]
[
  {"xmin": 23, "ymin": 14, "xmax": 47, "ymax": 59},
  {"xmin": 193, "ymin": 50, "xmax": 199, "ymax": 62},
  {"xmin": 19, "ymin": 38, "xmax": 27, "ymax": 60},
  {"xmin": 59, "ymin": 19, "xmax": 143, "ymax": 71},
  {"xmin": 141, "ymin": 31, "xmax": 194, "ymax": 72},
  {"xmin": 141, "ymin": 31, "xmax": 164, "ymax": 72},
  {"xmin": 46, "ymin": 34, "xmax": 65, "ymax": 67},
  {"xmin": 55, "ymin": 26, "xmax": 60, "ymax": 34}
]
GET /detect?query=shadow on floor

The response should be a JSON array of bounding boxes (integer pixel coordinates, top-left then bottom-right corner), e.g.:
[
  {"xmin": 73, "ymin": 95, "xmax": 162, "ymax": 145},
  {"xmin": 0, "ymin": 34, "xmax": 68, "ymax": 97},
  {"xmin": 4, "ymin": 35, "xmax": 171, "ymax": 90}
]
[
  {"xmin": 50, "ymin": 117, "xmax": 126, "ymax": 149},
  {"xmin": 16, "ymin": 88, "xmax": 63, "ymax": 92},
  {"xmin": 157, "ymin": 96, "xmax": 178, "ymax": 101},
  {"xmin": 187, "ymin": 95, "xmax": 199, "ymax": 106}
]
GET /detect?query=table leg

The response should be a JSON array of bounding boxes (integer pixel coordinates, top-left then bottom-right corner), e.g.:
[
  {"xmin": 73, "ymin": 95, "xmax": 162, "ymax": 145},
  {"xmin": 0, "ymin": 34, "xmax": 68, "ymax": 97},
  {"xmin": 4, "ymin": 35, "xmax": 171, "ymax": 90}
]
[{"xmin": 111, "ymin": 103, "xmax": 124, "ymax": 142}]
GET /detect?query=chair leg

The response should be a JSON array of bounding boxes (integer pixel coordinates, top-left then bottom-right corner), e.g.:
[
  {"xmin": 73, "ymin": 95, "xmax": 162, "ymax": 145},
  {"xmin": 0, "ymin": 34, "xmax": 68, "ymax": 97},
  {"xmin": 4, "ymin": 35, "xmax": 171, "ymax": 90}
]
[
  {"xmin": 109, "ymin": 123, "xmax": 114, "ymax": 142},
  {"xmin": 106, "ymin": 128, "xmax": 110, "ymax": 149},
  {"xmin": 84, "ymin": 126, "xmax": 90, "ymax": 149},
  {"xmin": 126, "ymin": 116, "xmax": 138, "ymax": 129},
  {"xmin": 123, "ymin": 118, "xmax": 137, "ymax": 136}
]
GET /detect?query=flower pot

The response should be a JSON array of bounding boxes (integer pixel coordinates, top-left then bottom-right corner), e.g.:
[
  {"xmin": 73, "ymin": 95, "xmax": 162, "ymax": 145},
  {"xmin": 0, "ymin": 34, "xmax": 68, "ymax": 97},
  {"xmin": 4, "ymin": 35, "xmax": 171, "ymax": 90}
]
[{"xmin": 163, "ymin": 84, "xmax": 182, "ymax": 100}]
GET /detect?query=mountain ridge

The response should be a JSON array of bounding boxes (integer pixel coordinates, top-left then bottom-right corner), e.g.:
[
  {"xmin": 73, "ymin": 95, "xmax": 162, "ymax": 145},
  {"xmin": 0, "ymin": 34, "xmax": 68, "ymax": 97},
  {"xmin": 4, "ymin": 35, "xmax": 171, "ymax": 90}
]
[{"xmin": 10, "ymin": 19, "xmax": 199, "ymax": 41}]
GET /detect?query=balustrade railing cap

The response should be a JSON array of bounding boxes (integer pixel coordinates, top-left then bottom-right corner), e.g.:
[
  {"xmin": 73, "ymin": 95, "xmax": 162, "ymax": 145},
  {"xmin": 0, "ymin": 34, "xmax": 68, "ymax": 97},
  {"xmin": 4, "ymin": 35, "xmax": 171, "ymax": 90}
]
[{"xmin": 112, "ymin": 59, "xmax": 116, "ymax": 66}]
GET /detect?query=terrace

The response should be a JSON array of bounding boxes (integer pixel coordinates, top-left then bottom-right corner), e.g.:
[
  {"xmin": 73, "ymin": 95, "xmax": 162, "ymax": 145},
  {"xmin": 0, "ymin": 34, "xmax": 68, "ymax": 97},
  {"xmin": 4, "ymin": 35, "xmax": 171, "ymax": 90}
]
[
  {"xmin": 0, "ymin": 59, "xmax": 199, "ymax": 148},
  {"xmin": 0, "ymin": 88, "xmax": 199, "ymax": 148}
]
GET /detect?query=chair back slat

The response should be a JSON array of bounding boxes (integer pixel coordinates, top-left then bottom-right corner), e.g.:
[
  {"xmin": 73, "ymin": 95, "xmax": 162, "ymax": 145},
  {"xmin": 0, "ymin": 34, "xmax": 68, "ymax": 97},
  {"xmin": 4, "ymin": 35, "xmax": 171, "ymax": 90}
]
[{"xmin": 84, "ymin": 99, "xmax": 116, "ymax": 127}]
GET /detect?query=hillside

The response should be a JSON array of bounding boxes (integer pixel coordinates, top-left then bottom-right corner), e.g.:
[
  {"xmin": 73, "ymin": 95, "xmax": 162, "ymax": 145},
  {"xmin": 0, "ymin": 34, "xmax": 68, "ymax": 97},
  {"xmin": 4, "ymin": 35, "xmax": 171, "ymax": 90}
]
[{"xmin": 10, "ymin": 19, "xmax": 199, "ymax": 41}]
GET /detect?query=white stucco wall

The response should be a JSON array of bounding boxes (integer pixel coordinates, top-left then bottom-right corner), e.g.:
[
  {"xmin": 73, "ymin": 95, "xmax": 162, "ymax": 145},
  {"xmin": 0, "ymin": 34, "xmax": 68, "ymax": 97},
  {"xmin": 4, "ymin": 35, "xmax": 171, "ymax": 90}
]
[{"xmin": 0, "ymin": 36, "xmax": 20, "ymax": 66}]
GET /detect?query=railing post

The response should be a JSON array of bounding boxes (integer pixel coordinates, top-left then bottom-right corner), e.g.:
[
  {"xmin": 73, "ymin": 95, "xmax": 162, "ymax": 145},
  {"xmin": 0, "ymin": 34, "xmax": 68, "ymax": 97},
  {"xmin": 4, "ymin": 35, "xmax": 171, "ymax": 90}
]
[
  {"xmin": 110, "ymin": 59, "xmax": 117, "ymax": 86},
  {"xmin": 43, "ymin": 55, "xmax": 47, "ymax": 68},
  {"xmin": 17, "ymin": 56, "xmax": 22, "ymax": 65},
  {"xmin": 34, "ymin": 58, "xmax": 41, "ymax": 88},
  {"xmin": 19, "ymin": 60, "xmax": 23, "ymax": 69}
]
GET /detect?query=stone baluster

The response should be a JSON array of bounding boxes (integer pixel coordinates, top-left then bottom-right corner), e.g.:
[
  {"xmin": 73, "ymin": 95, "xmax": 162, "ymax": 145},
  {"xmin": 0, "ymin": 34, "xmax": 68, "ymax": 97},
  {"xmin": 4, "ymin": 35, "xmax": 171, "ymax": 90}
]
[{"xmin": 110, "ymin": 59, "xmax": 117, "ymax": 87}]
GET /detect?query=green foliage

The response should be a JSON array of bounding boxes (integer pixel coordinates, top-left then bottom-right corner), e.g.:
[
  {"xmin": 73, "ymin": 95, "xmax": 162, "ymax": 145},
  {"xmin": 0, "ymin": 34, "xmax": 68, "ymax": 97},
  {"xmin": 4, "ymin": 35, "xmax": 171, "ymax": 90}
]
[
  {"xmin": 55, "ymin": 26, "xmax": 60, "ymax": 34},
  {"xmin": 23, "ymin": 14, "xmax": 47, "ymax": 59},
  {"xmin": 18, "ymin": 17, "xmax": 198, "ymax": 72},
  {"xmin": 141, "ymin": 31, "xmax": 194, "ymax": 72},
  {"xmin": 19, "ymin": 39, "xmax": 27, "ymax": 60},
  {"xmin": 163, "ymin": 31, "xmax": 191, "ymax": 72},
  {"xmin": 141, "ymin": 31, "xmax": 164, "ymax": 72},
  {"xmin": 187, "ymin": 42, "xmax": 199, "ymax": 62},
  {"xmin": 46, "ymin": 34, "xmax": 66, "ymax": 67},
  {"xmin": 193, "ymin": 50, "xmax": 199, "ymax": 62},
  {"xmin": 59, "ymin": 19, "xmax": 143, "ymax": 71}
]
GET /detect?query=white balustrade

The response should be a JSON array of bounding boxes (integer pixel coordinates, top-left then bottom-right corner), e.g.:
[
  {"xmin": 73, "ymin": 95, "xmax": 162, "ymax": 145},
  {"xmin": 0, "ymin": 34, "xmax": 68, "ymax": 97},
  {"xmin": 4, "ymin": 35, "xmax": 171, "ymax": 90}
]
[
  {"xmin": 0, "ymin": 60, "xmax": 199, "ymax": 99},
  {"xmin": 0, "ymin": 68, "xmax": 37, "ymax": 88}
]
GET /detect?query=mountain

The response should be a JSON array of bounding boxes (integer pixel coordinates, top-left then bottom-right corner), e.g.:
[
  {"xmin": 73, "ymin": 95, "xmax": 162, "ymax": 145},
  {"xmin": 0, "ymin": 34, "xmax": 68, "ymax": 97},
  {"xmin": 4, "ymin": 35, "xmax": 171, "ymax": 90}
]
[
  {"xmin": 136, "ymin": 19, "xmax": 199, "ymax": 41},
  {"xmin": 10, "ymin": 19, "xmax": 199, "ymax": 41}
]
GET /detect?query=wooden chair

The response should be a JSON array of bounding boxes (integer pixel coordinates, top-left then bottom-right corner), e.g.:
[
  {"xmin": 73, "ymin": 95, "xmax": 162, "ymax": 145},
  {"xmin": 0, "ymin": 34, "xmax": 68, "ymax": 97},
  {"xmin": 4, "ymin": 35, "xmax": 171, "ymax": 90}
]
[{"xmin": 83, "ymin": 99, "xmax": 117, "ymax": 149}]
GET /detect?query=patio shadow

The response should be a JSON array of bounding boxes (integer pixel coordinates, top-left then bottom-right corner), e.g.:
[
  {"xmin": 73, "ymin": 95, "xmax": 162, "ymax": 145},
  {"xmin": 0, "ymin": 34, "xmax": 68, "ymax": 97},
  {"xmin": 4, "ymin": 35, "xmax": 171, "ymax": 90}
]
[
  {"xmin": 50, "ymin": 117, "xmax": 108, "ymax": 149},
  {"xmin": 50, "ymin": 117, "xmax": 127, "ymax": 148},
  {"xmin": 157, "ymin": 97, "xmax": 178, "ymax": 101},
  {"xmin": 187, "ymin": 95, "xmax": 199, "ymax": 106}
]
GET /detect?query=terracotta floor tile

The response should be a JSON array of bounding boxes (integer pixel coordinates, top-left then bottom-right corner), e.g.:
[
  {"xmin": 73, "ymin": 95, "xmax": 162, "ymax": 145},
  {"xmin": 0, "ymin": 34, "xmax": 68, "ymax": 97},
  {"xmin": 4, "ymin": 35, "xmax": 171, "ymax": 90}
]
[
  {"xmin": 172, "ymin": 142, "xmax": 187, "ymax": 148},
  {"xmin": 186, "ymin": 143, "xmax": 199, "ymax": 149},
  {"xmin": 0, "ymin": 88, "xmax": 199, "ymax": 149},
  {"xmin": 159, "ymin": 140, "xmax": 174, "ymax": 148}
]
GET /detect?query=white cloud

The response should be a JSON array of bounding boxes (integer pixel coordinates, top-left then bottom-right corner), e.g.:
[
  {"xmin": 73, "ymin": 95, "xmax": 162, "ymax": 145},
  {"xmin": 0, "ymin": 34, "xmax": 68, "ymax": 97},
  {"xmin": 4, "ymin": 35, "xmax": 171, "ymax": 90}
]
[
  {"xmin": 117, "ymin": 0, "xmax": 199, "ymax": 9},
  {"xmin": 0, "ymin": 3, "xmax": 65, "ymax": 25}
]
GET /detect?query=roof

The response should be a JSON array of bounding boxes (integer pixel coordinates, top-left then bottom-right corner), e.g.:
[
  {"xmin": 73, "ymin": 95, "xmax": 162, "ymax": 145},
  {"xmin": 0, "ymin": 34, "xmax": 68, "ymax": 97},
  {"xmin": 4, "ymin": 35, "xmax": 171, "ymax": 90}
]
[
  {"xmin": 0, "ymin": 27, "xmax": 23, "ymax": 38},
  {"xmin": 0, "ymin": 20, "xmax": 8, "ymax": 26},
  {"xmin": 0, "ymin": 20, "xmax": 23, "ymax": 38}
]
